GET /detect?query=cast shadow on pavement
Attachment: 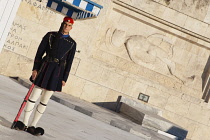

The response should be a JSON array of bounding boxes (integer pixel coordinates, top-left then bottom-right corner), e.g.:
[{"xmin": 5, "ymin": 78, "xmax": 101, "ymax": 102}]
[{"xmin": 0, "ymin": 116, "xmax": 12, "ymax": 128}]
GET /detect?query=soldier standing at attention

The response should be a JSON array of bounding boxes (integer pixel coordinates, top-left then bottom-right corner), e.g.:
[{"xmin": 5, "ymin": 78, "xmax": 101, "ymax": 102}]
[{"xmin": 14, "ymin": 17, "xmax": 76, "ymax": 135}]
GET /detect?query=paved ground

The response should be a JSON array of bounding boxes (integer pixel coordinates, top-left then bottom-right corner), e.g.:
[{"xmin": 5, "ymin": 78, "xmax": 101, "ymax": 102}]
[{"xmin": 0, "ymin": 75, "xmax": 147, "ymax": 140}]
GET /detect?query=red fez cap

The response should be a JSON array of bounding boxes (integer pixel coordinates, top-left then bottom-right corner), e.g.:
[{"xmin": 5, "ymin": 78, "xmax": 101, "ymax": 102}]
[{"xmin": 63, "ymin": 17, "xmax": 74, "ymax": 24}]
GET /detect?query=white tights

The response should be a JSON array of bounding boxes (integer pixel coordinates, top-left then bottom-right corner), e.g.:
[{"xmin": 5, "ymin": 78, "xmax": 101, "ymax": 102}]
[{"xmin": 23, "ymin": 86, "xmax": 54, "ymax": 127}]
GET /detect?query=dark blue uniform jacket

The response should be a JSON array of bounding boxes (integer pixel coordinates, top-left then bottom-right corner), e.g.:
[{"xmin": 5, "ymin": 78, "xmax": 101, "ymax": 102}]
[{"xmin": 32, "ymin": 32, "xmax": 76, "ymax": 91}]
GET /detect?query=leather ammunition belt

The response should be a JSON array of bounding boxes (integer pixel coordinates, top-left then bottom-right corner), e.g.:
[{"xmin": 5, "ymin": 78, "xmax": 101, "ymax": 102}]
[{"xmin": 45, "ymin": 56, "xmax": 66, "ymax": 65}]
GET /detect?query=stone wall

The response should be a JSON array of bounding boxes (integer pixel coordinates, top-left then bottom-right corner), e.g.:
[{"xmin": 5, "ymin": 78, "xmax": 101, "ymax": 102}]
[
  {"xmin": 1, "ymin": 0, "xmax": 210, "ymax": 139},
  {"xmin": 153, "ymin": 0, "xmax": 210, "ymax": 23}
]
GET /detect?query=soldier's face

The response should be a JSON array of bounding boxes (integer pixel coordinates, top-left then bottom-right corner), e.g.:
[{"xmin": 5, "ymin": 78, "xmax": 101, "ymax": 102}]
[{"xmin": 62, "ymin": 21, "xmax": 73, "ymax": 35}]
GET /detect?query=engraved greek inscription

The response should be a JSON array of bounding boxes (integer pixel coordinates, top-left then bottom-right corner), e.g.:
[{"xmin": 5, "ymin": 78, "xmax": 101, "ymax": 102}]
[
  {"xmin": 3, "ymin": 44, "xmax": 15, "ymax": 51},
  {"xmin": 15, "ymin": 36, "xmax": 22, "ymax": 40},
  {"xmin": 38, "ymin": 4, "xmax": 41, "ymax": 9},
  {"xmin": 33, "ymin": 2, "xmax": 37, "ymax": 6},
  {"xmin": 7, "ymin": 32, "xmax": 22, "ymax": 41},
  {"xmin": 28, "ymin": 0, "xmax": 32, "ymax": 4},
  {"xmin": 6, "ymin": 40, "xmax": 28, "ymax": 50},
  {"xmin": 15, "ymin": 42, "xmax": 19, "ymax": 46},
  {"xmin": 12, "ymin": 22, "xmax": 26, "ymax": 31},
  {"xmin": 22, "ymin": 0, "xmax": 55, "ymax": 14},
  {"xmin": 10, "ymin": 28, "xmax": 16, "ymax": 33}
]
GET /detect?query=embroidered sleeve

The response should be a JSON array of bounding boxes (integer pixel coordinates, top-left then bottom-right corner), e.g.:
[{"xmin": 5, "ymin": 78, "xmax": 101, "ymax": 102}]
[
  {"xmin": 63, "ymin": 41, "xmax": 76, "ymax": 82},
  {"xmin": 32, "ymin": 32, "xmax": 50, "ymax": 71}
]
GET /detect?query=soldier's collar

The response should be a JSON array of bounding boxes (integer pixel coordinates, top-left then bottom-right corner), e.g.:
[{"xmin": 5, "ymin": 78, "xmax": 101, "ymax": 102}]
[{"xmin": 62, "ymin": 34, "xmax": 69, "ymax": 38}]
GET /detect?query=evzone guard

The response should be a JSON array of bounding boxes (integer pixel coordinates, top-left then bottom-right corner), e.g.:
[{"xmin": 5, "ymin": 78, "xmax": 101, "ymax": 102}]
[{"xmin": 12, "ymin": 17, "xmax": 77, "ymax": 136}]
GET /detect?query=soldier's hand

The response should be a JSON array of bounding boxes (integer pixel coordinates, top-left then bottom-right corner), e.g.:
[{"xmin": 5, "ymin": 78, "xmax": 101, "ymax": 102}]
[
  {"xmin": 62, "ymin": 81, "xmax": 66, "ymax": 86},
  {"xmin": 32, "ymin": 70, "xmax": 37, "ymax": 80}
]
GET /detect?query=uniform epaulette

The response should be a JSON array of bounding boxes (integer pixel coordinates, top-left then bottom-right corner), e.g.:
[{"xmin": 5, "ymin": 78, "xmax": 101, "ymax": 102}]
[{"xmin": 49, "ymin": 32, "xmax": 57, "ymax": 37}]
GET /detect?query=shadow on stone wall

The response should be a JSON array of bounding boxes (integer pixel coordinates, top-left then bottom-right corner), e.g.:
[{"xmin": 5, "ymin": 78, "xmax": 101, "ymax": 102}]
[
  {"xmin": 93, "ymin": 96, "xmax": 122, "ymax": 112},
  {"xmin": 166, "ymin": 126, "xmax": 188, "ymax": 140},
  {"xmin": 202, "ymin": 55, "xmax": 210, "ymax": 102},
  {"xmin": 93, "ymin": 102, "xmax": 117, "ymax": 111}
]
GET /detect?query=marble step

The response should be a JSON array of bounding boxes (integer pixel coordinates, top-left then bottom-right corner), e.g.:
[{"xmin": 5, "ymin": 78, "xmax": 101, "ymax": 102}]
[
  {"xmin": 116, "ymin": 96, "xmax": 162, "ymax": 116},
  {"xmin": 116, "ymin": 96, "xmax": 188, "ymax": 140}
]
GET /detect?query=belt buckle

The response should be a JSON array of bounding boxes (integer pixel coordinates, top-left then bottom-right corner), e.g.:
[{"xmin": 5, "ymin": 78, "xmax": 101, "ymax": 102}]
[{"xmin": 54, "ymin": 58, "xmax": 59, "ymax": 63}]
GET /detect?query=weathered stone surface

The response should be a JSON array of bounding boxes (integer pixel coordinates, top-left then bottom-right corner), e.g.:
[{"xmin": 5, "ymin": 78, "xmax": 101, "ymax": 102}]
[
  {"xmin": 184, "ymin": 120, "xmax": 199, "ymax": 139},
  {"xmin": 102, "ymin": 28, "xmax": 130, "ymax": 59},
  {"xmin": 161, "ymin": 7, "xmax": 188, "ymax": 27},
  {"xmin": 204, "ymin": 25, "xmax": 210, "ymax": 38},
  {"xmin": 69, "ymin": 57, "xmax": 80, "ymax": 75},
  {"xmin": 191, "ymin": 124, "xmax": 210, "ymax": 140},
  {"xmin": 162, "ymin": 110, "xmax": 189, "ymax": 129},
  {"xmin": 121, "ymin": 77, "xmax": 148, "ymax": 97},
  {"xmin": 186, "ymin": 103, "xmax": 210, "ymax": 124},
  {"xmin": 76, "ymin": 60, "xmax": 103, "ymax": 83},
  {"xmin": 0, "ymin": 50, "xmax": 13, "ymax": 74},
  {"xmin": 17, "ymin": 0, "xmax": 43, "ymax": 23},
  {"xmin": 181, "ymin": 86, "xmax": 202, "ymax": 99},
  {"xmin": 26, "ymin": 40, "xmax": 39, "ymax": 60},
  {"xmin": 80, "ymin": 81, "xmax": 109, "ymax": 102},
  {"xmin": 104, "ymin": 89, "xmax": 122, "ymax": 102},
  {"xmin": 197, "ymin": 39, "xmax": 210, "ymax": 50},
  {"xmin": 124, "ymin": 0, "xmax": 166, "ymax": 17},
  {"xmin": 93, "ymin": 49, "xmax": 122, "ymax": 67},
  {"xmin": 187, "ymin": 54, "xmax": 209, "ymax": 73},
  {"xmin": 154, "ymin": 0, "xmax": 210, "ymax": 22},
  {"xmin": 204, "ymin": 5, "xmax": 210, "ymax": 23},
  {"xmin": 62, "ymin": 74, "xmax": 86, "ymax": 98},
  {"xmin": 181, "ymin": 94, "xmax": 202, "ymax": 105},
  {"xmin": 165, "ymin": 96, "xmax": 190, "ymax": 116},
  {"xmin": 146, "ymin": 87, "xmax": 170, "ymax": 109},
  {"xmin": 111, "ymin": 29, "xmax": 127, "ymax": 47},
  {"xmin": 98, "ymin": 68, "xmax": 126, "ymax": 92},
  {"xmin": 184, "ymin": 16, "xmax": 208, "ymax": 36},
  {"xmin": 1, "ymin": 52, "xmax": 33, "ymax": 78},
  {"xmin": 171, "ymin": 46, "xmax": 192, "ymax": 66}
]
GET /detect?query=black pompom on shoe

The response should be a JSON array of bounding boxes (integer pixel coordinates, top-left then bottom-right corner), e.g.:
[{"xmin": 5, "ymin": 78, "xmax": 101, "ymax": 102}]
[
  {"xmin": 34, "ymin": 127, "xmax": 44, "ymax": 136},
  {"xmin": 27, "ymin": 126, "xmax": 36, "ymax": 135},
  {"xmin": 14, "ymin": 121, "xmax": 26, "ymax": 131}
]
